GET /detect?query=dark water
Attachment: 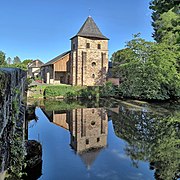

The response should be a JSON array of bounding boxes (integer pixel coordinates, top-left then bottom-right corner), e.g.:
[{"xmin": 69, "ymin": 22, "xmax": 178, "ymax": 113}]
[{"xmin": 27, "ymin": 100, "xmax": 180, "ymax": 180}]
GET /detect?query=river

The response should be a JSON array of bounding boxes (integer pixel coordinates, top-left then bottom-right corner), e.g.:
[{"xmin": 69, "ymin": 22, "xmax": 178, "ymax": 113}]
[{"xmin": 26, "ymin": 99, "xmax": 180, "ymax": 180}]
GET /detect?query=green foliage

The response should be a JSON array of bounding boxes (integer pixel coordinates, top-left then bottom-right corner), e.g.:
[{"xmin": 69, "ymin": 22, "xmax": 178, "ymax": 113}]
[
  {"xmin": 111, "ymin": 48, "xmax": 135, "ymax": 79},
  {"xmin": 65, "ymin": 91, "xmax": 78, "ymax": 99},
  {"xmin": 13, "ymin": 56, "xmax": 21, "ymax": 64},
  {"xmin": 153, "ymin": 9, "xmax": 180, "ymax": 45},
  {"xmin": 6, "ymin": 57, "xmax": 12, "ymax": 64},
  {"xmin": 22, "ymin": 59, "xmax": 33, "ymax": 66},
  {"xmin": 79, "ymin": 86, "xmax": 100, "ymax": 100},
  {"xmin": 44, "ymin": 85, "xmax": 100, "ymax": 100},
  {"xmin": 0, "ymin": 51, "xmax": 6, "ymax": 66},
  {"xmin": 149, "ymin": 0, "xmax": 179, "ymax": 14},
  {"xmin": 149, "ymin": 0, "xmax": 180, "ymax": 44},
  {"xmin": 7, "ymin": 131, "xmax": 25, "ymax": 180},
  {"xmin": 100, "ymin": 81, "xmax": 119, "ymax": 97},
  {"xmin": 112, "ymin": 36, "xmax": 180, "ymax": 100},
  {"xmin": 26, "ymin": 78, "xmax": 33, "ymax": 86},
  {"xmin": 44, "ymin": 85, "xmax": 83, "ymax": 98},
  {"xmin": 0, "ymin": 63, "xmax": 27, "ymax": 71}
]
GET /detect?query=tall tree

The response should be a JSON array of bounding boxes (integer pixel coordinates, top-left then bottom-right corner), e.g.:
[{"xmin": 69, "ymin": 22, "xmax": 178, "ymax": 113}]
[
  {"xmin": 13, "ymin": 56, "xmax": 21, "ymax": 64},
  {"xmin": 149, "ymin": 0, "xmax": 180, "ymax": 44},
  {"xmin": 0, "ymin": 51, "xmax": 6, "ymax": 65},
  {"xmin": 6, "ymin": 57, "xmax": 12, "ymax": 64}
]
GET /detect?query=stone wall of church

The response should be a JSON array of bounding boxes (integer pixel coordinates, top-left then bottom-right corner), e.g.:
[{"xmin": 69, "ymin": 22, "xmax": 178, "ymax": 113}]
[{"xmin": 71, "ymin": 36, "xmax": 108, "ymax": 86}]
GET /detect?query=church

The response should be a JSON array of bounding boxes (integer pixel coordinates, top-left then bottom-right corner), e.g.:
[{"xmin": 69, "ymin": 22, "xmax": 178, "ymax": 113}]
[{"xmin": 41, "ymin": 16, "xmax": 109, "ymax": 86}]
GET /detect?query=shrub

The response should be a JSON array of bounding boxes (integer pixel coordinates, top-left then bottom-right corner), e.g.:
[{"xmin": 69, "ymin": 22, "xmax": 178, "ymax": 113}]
[
  {"xmin": 44, "ymin": 85, "xmax": 83, "ymax": 99},
  {"xmin": 100, "ymin": 81, "xmax": 119, "ymax": 97}
]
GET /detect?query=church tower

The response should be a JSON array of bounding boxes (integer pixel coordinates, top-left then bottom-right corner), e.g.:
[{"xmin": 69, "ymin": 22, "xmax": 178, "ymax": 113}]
[{"xmin": 70, "ymin": 16, "xmax": 109, "ymax": 86}]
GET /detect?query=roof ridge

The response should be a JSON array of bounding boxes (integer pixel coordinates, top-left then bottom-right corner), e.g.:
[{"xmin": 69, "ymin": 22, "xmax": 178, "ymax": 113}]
[{"xmin": 42, "ymin": 50, "xmax": 70, "ymax": 66}]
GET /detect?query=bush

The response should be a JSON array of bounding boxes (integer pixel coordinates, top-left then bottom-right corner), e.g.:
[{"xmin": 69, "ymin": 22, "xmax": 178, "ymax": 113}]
[
  {"xmin": 44, "ymin": 85, "xmax": 83, "ymax": 99},
  {"xmin": 44, "ymin": 85, "xmax": 100, "ymax": 100},
  {"xmin": 79, "ymin": 86, "xmax": 99, "ymax": 99},
  {"xmin": 100, "ymin": 81, "xmax": 119, "ymax": 97}
]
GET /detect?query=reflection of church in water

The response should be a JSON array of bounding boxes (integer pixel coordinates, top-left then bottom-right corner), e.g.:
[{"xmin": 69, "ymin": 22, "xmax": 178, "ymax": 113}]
[{"xmin": 43, "ymin": 108, "xmax": 108, "ymax": 168}]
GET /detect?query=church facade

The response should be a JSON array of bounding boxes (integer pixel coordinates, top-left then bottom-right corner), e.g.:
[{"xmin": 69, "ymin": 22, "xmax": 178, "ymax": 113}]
[{"xmin": 41, "ymin": 16, "xmax": 109, "ymax": 86}]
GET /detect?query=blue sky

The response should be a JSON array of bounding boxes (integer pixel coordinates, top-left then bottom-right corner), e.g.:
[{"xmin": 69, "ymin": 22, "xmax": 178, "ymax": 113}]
[{"xmin": 0, "ymin": 0, "xmax": 153, "ymax": 63}]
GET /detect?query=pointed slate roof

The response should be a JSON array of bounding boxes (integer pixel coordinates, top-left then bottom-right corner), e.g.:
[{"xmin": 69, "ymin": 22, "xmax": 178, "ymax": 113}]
[{"xmin": 71, "ymin": 16, "xmax": 109, "ymax": 40}]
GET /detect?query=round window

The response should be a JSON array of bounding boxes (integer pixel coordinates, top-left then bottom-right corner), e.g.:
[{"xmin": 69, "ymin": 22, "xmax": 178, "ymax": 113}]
[{"xmin": 91, "ymin": 121, "xmax": 96, "ymax": 126}]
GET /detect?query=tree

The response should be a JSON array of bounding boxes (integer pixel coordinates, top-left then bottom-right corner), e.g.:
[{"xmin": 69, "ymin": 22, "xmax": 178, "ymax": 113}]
[
  {"xmin": 149, "ymin": 0, "xmax": 180, "ymax": 44},
  {"xmin": 13, "ymin": 56, "xmax": 21, "ymax": 64},
  {"xmin": 0, "ymin": 51, "xmax": 6, "ymax": 65},
  {"xmin": 111, "ymin": 48, "xmax": 135, "ymax": 80},
  {"xmin": 22, "ymin": 59, "xmax": 33, "ymax": 66},
  {"xmin": 112, "ymin": 36, "xmax": 180, "ymax": 100},
  {"xmin": 152, "ymin": 9, "xmax": 180, "ymax": 45},
  {"xmin": 6, "ymin": 57, "xmax": 12, "ymax": 64}
]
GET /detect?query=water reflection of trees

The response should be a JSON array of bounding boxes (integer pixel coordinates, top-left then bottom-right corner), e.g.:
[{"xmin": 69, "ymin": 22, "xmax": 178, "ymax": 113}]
[{"xmin": 111, "ymin": 105, "xmax": 180, "ymax": 180}]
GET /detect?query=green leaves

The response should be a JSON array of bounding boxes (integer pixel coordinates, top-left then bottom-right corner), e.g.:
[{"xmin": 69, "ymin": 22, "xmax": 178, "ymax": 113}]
[
  {"xmin": 150, "ymin": 0, "xmax": 180, "ymax": 45},
  {"xmin": 0, "ymin": 51, "xmax": 6, "ymax": 66},
  {"xmin": 112, "ymin": 36, "xmax": 180, "ymax": 100}
]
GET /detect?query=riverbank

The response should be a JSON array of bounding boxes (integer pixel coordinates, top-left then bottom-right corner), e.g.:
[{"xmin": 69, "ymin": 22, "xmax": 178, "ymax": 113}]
[{"xmin": 27, "ymin": 83, "xmax": 100, "ymax": 100}]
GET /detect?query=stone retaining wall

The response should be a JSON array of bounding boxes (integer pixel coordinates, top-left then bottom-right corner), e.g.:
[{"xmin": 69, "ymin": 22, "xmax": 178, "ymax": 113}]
[{"xmin": 0, "ymin": 68, "xmax": 26, "ymax": 178}]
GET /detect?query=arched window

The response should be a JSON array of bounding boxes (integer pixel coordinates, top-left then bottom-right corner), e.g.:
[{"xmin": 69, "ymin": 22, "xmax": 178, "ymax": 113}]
[
  {"xmin": 92, "ymin": 74, "xmax": 95, "ymax": 78},
  {"xmin": 92, "ymin": 62, "xmax": 96, "ymax": 67},
  {"xmin": 97, "ymin": 44, "xmax": 101, "ymax": 49}
]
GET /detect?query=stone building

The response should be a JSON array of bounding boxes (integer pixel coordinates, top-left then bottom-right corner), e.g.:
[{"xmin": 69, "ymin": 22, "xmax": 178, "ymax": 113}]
[{"xmin": 41, "ymin": 16, "xmax": 109, "ymax": 86}]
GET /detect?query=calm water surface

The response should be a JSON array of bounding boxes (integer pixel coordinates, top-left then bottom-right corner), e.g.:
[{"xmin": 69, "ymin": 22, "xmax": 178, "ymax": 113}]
[{"xmin": 27, "ymin": 100, "xmax": 180, "ymax": 180}]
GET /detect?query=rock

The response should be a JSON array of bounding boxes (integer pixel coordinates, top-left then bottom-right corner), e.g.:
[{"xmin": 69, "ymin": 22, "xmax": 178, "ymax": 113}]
[{"xmin": 25, "ymin": 140, "xmax": 42, "ymax": 168}]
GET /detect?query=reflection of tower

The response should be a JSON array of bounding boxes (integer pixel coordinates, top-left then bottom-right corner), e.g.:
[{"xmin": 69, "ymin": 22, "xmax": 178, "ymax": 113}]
[
  {"xmin": 42, "ymin": 107, "xmax": 108, "ymax": 168},
  {"xmin": 69, "ymin": 108, "xmax": 108, "ymax": 168}
]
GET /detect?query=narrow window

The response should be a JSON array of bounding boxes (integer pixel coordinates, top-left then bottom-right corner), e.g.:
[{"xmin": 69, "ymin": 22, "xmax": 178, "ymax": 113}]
[
  {"xmin": 72, "ymin": 43, "xmax": 75, "ymax": 50},
  {"xmin": 97, "ymin": 44, "xmax": 101, "ymax": 49},
  {"xmin": 86, "ymin": 139, "xmax": 89, "ymax": 145},
  {"xmin": 97, "ymin": 137, "xmax": 100, "ymax": 142},
  {"xmin": 86, "ymin": 43, "xmax": 90, "ymax": 48},
  {"xmin": 92, "ymin": 74, "xmax": 95, "ymax": 78}
]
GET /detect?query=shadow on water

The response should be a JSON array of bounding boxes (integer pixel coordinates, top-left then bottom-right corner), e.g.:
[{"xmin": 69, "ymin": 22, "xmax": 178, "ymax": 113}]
[{"xmin": 26, "ymin": 99, "xmax": 180, "ymax": 180}]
